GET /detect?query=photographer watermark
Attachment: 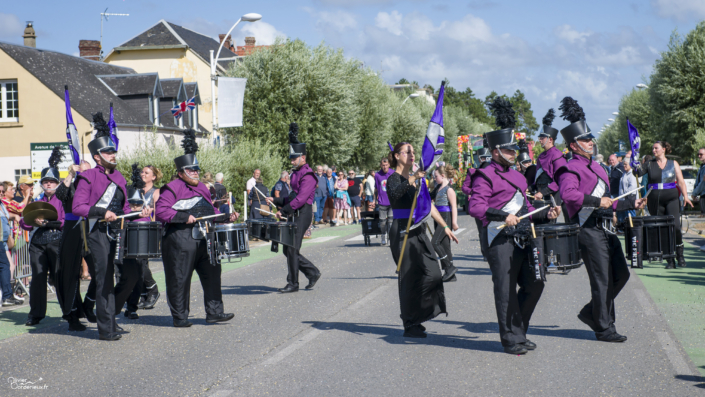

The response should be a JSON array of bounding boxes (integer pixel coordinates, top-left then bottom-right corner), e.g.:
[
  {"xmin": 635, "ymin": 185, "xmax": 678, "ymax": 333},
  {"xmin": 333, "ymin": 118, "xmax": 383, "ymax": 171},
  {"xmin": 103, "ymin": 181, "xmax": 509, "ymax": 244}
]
[{"xmin": 8, "ymin": 377, "xmax": 48, "ymax": 390}]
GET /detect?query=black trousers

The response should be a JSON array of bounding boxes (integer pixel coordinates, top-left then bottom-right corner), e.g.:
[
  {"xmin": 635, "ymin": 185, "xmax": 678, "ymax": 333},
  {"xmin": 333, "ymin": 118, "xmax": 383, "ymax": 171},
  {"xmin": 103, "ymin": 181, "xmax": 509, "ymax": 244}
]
[
  {"xmin": 486, "ymin": 234, "xmax": 544, "ymax": 347},
  {"xmin": 474, "ymin": 218, "xmax": 488, "ymax": 259},
  {"xmin": 113, "ymin": 259, "xmax": 140, "ymax": 314},
  {"xmin": 28, "ymin": 238, "xmax": 61, "ymax": 320},
  {"xmin": 283, "ymin": 204, "xmax": 320, "ymax": 288},
  {"xmin": 162, "ymin": 227, "xmax": 224, "ymax": 321},
  {"xmin": 578, "ymin": 225, "xmax": 630, "ymax": 338},
  {"xmin": 127, "ymin": 258, "xmax": 154, "ymax": 312},
  {"xmin": 85, "ymin": 227, "xmax": 119, "ymax": 335},
  {"xmin": 432, "ymin": 211, "xmax": 453, "ymax": 270},
  {"xmin": 647, "ymin": 189, "xmax": 682, "ymax": 245},
  {"xmin": 56, "ymin": 220, "xmax": 85, "ymax": 320}
]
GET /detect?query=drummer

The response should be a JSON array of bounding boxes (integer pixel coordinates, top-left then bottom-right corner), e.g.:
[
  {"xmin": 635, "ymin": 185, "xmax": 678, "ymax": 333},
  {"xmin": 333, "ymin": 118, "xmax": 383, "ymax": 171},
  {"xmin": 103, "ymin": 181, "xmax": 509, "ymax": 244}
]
[
  {"xmin": 462, "ymin": 136, "xmax": 492, "ymax": 261},
  {"xmin": 532, "ymin": 108, "xmax": 566, "ymax": 204},
  {"xmin": 22, "ymin": 147, "xmax": 69, "ymax": 328},
  {"xmin": 555, "ymin": 97, "xmax": 645, "ymax": 343},
  {"xmin": 155, "ymin": 129, "xmax": 239, "ymax": 327},
  {"xmin": 468, "ymin": 98, "xmax": 560, "ymax": 355}
]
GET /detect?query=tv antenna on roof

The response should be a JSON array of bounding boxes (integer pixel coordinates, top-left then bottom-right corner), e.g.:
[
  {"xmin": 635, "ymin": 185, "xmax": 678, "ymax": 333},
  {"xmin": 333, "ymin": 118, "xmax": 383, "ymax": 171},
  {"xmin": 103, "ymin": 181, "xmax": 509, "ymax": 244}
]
[{"xmin": 100, "ymin": 8, "xmax": 129, "ymax": 59}]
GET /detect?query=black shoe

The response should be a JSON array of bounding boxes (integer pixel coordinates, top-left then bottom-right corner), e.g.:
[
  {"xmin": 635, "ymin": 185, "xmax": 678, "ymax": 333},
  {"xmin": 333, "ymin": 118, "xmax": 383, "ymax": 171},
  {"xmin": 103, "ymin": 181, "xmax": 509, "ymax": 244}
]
[
  {"xmin": 504, "ymin": 344, "xmax": 528, "ymax": 355},
  {"xmin": 83, "ymin": 301, "xmax": 97, "ymax": 323},
  {"xmin": 136, "ymin": 295, "xmax": 147, "ymax": 310},
  {"xmin": 418, "ymin": 324, "xmax": 426, "ymax": 332},
  {"xmin": 676, "ymin": 244, "xmax": 687, "ymax": 267},
  {"xmin": 278, "ymin": 285, "xmax": 299, "ymax": 293},
  {"xmin": 665, "ymin": 259, "xmax": 675, "ymax": 269},
  {"xmin": 99, "ymin": 333, "xmax": 122, "ymax": 341},
  {"xmin": 597, "ymin": 332, "xmax": 627, "ymax": 343},
  {"xmin": 305, "ymin": 273, "xmax": 321, "ymax": 290},
  {"xmin": 115, "ymin": 325, "xmax": 129, "ymax": 333},
  {"xmin": 68, "ymin": 320, "xmax": 87, "ymax": 332},
  {"xmin": 25, "ymin": 317, "xmax": 41, "ymax": 326},
  {"xmin": 206, "ymin": 313, "xmax": 235, "ymax": 323},
  {"xmin": 520, "ymin": 339, "xmax": 537, "ymax": 350},
  {"xmin": 442, "ymin": 265, "xmax": 458, "ymax": 282},
  {"xmin": 403, "ymin": 325, "xmax": 427, "ymax": 338},
  {"xmin": 142, "ymin": 291, "xmax": 160, "ymax": 310},
  {"xmin": 577, "ymin": 312, "xmax": 596, "ymax": 330},
  {"xmin": 124, "ymin": 311, "xmax": 139, "ymax": 320},
  {"xmin": 173, "ymin": 319, "xmax": 193, "ymax": 328},
  {"xmin": 444, "ymin": 274, "xmax": 457, "ymax": 282}
]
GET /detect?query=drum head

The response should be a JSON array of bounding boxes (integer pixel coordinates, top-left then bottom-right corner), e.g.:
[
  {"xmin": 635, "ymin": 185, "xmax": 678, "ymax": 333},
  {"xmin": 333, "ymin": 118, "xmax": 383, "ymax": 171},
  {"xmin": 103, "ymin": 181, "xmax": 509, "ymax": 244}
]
[{"xmin": 535, "ymin": 224, "xmax": 580, "ymax": 234}]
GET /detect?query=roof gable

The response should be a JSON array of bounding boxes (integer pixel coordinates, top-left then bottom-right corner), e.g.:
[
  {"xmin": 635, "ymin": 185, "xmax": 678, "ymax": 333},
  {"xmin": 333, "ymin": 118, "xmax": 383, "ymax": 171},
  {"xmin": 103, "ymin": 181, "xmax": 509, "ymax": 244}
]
[
  {"xmin": 116, "ymin": 20, "xmax": 185, "ymax": 49},
  {"xmin": 184, "ymin": 82, "xmax": 201, "ymax": 105},
  {"xmin": 160, "ymin": 78, "xmax": 187, "ymax": 102},
  {"xmin": 96, "ymin": 73, "xmax": 163, "ymax": 97}
]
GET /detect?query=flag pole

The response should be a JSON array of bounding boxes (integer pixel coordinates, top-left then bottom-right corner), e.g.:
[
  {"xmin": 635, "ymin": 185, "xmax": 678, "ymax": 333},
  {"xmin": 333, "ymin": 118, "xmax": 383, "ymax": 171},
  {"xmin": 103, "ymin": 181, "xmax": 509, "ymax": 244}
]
[{"xmin": 396, "ymin": 182, "xmax": 420, "ymax": 274}]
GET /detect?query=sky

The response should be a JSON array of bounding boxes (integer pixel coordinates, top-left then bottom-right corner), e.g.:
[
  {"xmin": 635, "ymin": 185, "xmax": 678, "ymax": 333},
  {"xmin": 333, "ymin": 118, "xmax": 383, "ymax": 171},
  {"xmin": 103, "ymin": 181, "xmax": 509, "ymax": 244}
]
[{"xmin": 2, "ymin": 0, "xmax": 704, "ymax": 137}]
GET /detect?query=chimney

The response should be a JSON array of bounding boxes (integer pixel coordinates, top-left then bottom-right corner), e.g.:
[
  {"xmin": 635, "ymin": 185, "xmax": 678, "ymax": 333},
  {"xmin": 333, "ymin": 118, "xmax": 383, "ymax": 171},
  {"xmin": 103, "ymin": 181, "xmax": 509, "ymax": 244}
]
[
  {"xmin": 79, "ymin": 40, "xmax": 101, "ymax": 61},
  {"xmin": 23, "ymin": 22, "xmax": 36, "ymax": 48},
  {"xmin": 244, "ymin": 36, "xmax": 256, "ymax": 46},
  {"xmin": 219, "ymin": 34, "xmax": 234, "ymax": 52}
]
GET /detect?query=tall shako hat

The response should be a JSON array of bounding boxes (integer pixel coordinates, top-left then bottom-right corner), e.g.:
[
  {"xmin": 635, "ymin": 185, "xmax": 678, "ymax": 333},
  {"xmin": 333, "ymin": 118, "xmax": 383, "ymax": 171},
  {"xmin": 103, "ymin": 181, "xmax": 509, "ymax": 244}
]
[
  {"xmin": 40, "ymin": 146, "xmax": 63, "ymax": 183},
  {"xmin": 288, "ymin": 122, "xmax": 306, "ymax": 159},
  {"xmin": 517, "ymin": 139, "xmax": 531, "ymax": 164},
  {"xmin": 537, "ymin": 108, "xmax": 559, "ymax": 140},
  {"xmin": 486, "ymin": 97, "xmax": 520, "ymax": 151},
  {"xmin": 559, "ymin": 97, "xmax": 593, "ymax": 145},
  {"xmin": 127, "ymin": 163, "xmax": 146, "ymax": 205},
  {"xmin": 476, "ymin": 133, "xmax": 491, "ymax": 158},
  {"xmin": 174, "ymin": 129, "xmax": 200, "ymax": 171},
  {"xmin": 88, "ymin": 112, "xmax": 116, "ymax": 157}
]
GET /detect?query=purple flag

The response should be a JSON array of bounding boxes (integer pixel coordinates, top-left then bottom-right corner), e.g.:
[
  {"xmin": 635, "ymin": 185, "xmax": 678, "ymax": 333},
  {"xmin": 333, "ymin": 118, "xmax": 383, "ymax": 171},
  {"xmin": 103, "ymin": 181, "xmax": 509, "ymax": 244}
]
[
  {"xmin": 108, "ymin": 103, "xmax": 119, "ymax": 150},
  {"xmin": 64, "ymin": 86, "xmax": 81, "ymax": 165},
  {"xmin": 411, "ymin": 81, "xmax": 446, "ymax": 230},
  {"xmin": 627, "ymin": 118, "xmax": 640, "ymax": 169}
]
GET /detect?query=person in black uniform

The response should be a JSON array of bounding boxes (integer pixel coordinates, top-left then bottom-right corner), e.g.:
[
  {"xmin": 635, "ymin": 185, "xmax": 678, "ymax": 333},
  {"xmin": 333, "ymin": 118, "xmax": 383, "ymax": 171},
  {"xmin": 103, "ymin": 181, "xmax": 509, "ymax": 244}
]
[
  {"xmin": 634, "ymin": 141, "xmax": 693, "ymax": 268},
  {"xmin": 266, "ymin": 123, "xmax": 322, "ymax": 293},
  {"xmin": 461, "ymin": 137, "xmax": 492, "ymax": 261},
  {"xmin": 387, "ymin": 141, "xmax": 459, "ymax": 338}
]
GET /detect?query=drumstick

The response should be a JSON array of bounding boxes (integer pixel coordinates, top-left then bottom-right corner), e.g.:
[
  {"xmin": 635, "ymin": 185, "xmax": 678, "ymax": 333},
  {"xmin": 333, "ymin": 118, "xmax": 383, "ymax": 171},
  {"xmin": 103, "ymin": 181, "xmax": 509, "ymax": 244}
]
[
  {"xmin": 99, "ymin": 212, "xmax": 141, "ymax": 223},
  {"xmin": 229, "ymin": 191, "xmax": 233, "ymax": 215},
  {"xmin": 642, "ymin": 187, "xmax": 653, "ymax": 199},
  {"xmin": 256, "ymin": 207, "xmax": 277, "ymax": 216},
  {"xmin": 496, "ymin": 205, "xmax": 551, "ymax": 230},
  {"xmin": 531, "ymin": 223, "xmax": 536, "ymax": 239},
  {"xmin": 628, "ymin": 213, "xmax": 633, "ymax": 228},
  {"xmin": 194, "ymin": 214, "xmax": 224, "ymax": 221},
  {"xmin": 612, "ymin": 187, "xmax": 641, "ymax": 202}
]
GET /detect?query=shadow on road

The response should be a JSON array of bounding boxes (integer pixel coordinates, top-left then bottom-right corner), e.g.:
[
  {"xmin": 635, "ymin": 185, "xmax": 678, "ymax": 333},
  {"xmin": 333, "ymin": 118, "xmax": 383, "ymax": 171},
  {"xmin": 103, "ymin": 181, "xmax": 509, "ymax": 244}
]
[
  {"xmin": 674, "ymin": 374, "xmax": 705, "ymax": 389},
  {"xmin": 221, "ymin": 285, "xmax": 280, "ymax": 295},
  {"xmin": 331, "ymin": 276, "xmax": 397, "ymax": 280},
  {"xmin": 302, "ymin": 320, "xmax": 505, "ymax": 353},
  {"xmin": 434, "ymin": 319, "xmax": 596, "ymax": 341}
]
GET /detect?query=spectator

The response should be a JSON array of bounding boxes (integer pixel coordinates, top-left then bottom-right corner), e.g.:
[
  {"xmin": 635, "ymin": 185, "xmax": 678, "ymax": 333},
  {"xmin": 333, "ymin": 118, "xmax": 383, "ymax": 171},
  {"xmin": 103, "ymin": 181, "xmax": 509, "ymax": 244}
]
[
  {"xmin": 2, "ymin": 181, "xmax": 27, "ymax": 217},
  {"xmin": 246, "ymin": 169, "xmax": 260, "ymax": 206},
  {"xmin": 273, "ymin": 171, "xmax": 291, "ymax": 199},
  {"xmin": 375, "ymin": 158, "xmax": 394, "ymax": 245},
  {"xmin": 12, "ymin": 176, "xmax": 34, "ymax": 207},
  {"xmin": 331, "ymin": 165, "xmax": 338, "ymax": 179},
  {"xmin": 213, "ymin": 172, "xmax": 228, "ymax": 210},
  {"xmin": 347, "ymin": 170, "xmax": 363, "ymax": 224},
  {"xmin": 617, "ymin": 157, "xmax": 638, "ymax": 228},
  {"xmin": 314, "ymin": 166, "xmax": 327, "ymax": 225},
  {"xmin": 595, "ymin": 154, "xmax": 609, "ymax": 174},
  {"xmin": 0, "ymin": 186, "xmax": 19, "ymax": 306},
  {"xmin": 364, "ymin": 170, "xmax": 376, "ymax": 211},
  {"xmin": 201, "ymin": 172, "xmax": 216, "ymax": 198},
  {"xmin": 248, "ymin": 177, "xmax": 270, "ymax": 219},
  {"xmin": 323, "ymin": 169, "xmax": 336, "ymax": 225},
  {"xmin": 334, "ymin": 171, "xmax": 351, "ymax": 225},
  {"xmin": 692, "ymin": 148, "xmax": 705, "ymax": 214},
  {"xmin": 608, "ymin": 154, "xmax": 624, "ymax": 198}
]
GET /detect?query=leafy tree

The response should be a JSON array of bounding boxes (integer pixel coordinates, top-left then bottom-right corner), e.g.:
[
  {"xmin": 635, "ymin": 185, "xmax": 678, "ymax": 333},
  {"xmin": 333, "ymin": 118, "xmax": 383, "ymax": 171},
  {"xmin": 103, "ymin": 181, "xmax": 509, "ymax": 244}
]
[
  {"xmin": 396, "ymin": 78, "xmax": 410, "ymax": 85},
  {"xmin": 597, "ymin": 88, "xmax": 653, "ymax": 160},
  {"xmin": 509, "ymin": 90, "xmax": 539, "ymax": 138}
]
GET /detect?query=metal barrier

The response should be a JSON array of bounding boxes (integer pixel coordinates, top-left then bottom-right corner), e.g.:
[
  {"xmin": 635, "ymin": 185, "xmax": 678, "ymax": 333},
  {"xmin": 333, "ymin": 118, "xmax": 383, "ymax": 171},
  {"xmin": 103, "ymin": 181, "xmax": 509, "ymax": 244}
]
[{"xmin": 10, "ymin": 223, "xmax": 32, "ymax": 297}]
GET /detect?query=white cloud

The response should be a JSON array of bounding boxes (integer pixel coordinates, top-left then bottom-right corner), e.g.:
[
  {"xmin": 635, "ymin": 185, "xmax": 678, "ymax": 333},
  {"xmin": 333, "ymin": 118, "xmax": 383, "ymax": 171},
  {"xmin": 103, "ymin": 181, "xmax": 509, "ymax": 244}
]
[
  {"xmin": 375, "ymin": 11, "xmax": 402, "ymax": 36},
  {"xmin": 238, "ymin": 22, "xmax": 286, "ymax": 45},
  {"xmin": 652, "ymin": 0, "xmax": 705, "ymax": 21},
  {"xmin": 0, "ymin": 13, "xmax": 24, "ymax": 42},
  {"xmin": 318, "ymin": 11, "xmax": 358, "ymax": 32},
  {"xmin": 555, "ymin": 25, "xmax": 591, "ymax": 44},
  {"xmin": 181, "ymin": 18, "xmax": 285, "ymax": 47}
]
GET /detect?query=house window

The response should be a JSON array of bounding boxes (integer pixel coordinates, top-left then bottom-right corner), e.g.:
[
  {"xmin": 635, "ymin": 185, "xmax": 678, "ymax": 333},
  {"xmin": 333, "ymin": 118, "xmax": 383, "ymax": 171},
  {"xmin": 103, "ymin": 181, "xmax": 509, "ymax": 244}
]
[
  {"xmin": 14, "ymin": 168, "xmax": 30, "ymax": 183},
  {"xmin": 0, "ymin": 80, "xmax": 19, "ymax": 122},
  {"xmin": 190, "ymin": 105, "xmax": 198, "ymax": 131}
]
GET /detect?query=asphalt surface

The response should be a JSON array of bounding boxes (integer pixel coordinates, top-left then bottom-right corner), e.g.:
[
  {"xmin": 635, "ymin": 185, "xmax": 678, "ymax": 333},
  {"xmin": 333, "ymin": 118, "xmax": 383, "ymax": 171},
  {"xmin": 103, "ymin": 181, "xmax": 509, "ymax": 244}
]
[{"xmin": 0, "ymin": 214, "xmax": 702, "ymax": 396}]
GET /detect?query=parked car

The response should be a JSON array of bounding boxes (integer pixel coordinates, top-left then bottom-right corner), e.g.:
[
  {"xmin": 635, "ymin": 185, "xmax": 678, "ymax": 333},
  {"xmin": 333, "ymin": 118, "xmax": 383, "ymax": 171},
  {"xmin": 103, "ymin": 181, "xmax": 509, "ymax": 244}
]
[{"xmin": 680, "ymin": 165, "xmax": 696, "ymax": 196}]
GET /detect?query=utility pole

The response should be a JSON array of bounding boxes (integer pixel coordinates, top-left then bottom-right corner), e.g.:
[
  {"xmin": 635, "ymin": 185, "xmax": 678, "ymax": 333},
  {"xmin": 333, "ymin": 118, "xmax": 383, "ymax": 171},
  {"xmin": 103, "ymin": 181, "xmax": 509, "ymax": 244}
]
[{"xmin": 100, "ymin": 8, "xmax": 129, "ymax": 60}]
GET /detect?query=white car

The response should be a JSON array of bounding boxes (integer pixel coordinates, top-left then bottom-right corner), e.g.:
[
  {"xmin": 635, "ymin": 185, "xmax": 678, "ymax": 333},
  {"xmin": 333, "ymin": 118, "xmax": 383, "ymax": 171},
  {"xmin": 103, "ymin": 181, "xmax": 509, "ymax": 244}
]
[{"xmin": 680, "ymin": 165, "xmax": 696, "ymax": 196}]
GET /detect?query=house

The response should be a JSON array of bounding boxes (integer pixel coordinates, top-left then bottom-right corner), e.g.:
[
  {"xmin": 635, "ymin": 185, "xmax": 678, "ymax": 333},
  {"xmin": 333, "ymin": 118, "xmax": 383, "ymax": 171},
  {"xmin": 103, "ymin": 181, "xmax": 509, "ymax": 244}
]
[{"xmin": 0, "ymin": 37, "xmax": 203, "ymax": 182}]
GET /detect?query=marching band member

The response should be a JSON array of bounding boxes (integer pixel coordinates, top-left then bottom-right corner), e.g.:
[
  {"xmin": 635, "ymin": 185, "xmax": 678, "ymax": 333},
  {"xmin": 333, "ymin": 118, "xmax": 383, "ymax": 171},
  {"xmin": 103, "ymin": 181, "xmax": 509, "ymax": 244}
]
[
  {"xmin": 431, "ymin": 164, "xmax": 459, "ymax": 282},
  {"xmin": 155, "ymin": 129, "xmax": 238, "ymax": 327},
  {"xmin": 532, "ymin": 109, "xmax": 566, "ymax": 202},
  {"xmin": 555, "ymin": 97, "xmax": 645, "ymax": 343},
  {"xmin": 73, "ymin": 113, "xmax": 149, "ymax": 341},
  {"xmin": 462, "ymin": 137, "xmax": 491, "ymax": 261},
  {"xmin": 266, "ymin": 123, "xmax": 322, "ymax": 293},
  {"xmin": 468, "ymin": 98, "xmax": 560, "ymax": 354}
]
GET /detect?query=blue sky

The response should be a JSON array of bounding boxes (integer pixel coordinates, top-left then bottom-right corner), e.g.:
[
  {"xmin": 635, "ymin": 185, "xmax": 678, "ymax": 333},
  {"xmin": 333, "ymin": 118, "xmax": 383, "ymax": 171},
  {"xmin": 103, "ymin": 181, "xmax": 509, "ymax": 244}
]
[{"xmin": 2, "ymin": 0, "xmax": 703, "ymax": 136}]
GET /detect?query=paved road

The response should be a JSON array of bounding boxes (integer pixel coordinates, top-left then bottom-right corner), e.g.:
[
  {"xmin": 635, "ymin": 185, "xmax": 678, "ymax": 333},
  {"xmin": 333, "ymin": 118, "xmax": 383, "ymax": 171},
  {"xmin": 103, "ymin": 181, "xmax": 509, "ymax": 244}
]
[{"xmin": 0, "ymin": 215, "xmax": 702, "ymax": 396}]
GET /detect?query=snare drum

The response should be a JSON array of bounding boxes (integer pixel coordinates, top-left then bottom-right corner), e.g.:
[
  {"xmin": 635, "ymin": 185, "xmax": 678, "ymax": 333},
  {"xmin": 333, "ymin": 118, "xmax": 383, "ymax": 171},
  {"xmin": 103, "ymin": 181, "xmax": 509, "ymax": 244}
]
[
  {"xmin": 534, "ymin": 224, "xmax": 582, "ymax": 272},
  {"xmin": 214, "ymin": 223, "xmax": 250, "ymax": 261},
  {"xmin": 125, "ymin": 222, "xmax": 163, "ymax": 259},
  {"xmin": 248, "ymin": 219, "xmax": 271, "ymax": 241},
  {"xmin": 625, "ymin": 216, "xmax": 675, "ymax": 262},
  {"xmin": 266, "ymin": 221, "xmax": 297, "ymax": 248}
]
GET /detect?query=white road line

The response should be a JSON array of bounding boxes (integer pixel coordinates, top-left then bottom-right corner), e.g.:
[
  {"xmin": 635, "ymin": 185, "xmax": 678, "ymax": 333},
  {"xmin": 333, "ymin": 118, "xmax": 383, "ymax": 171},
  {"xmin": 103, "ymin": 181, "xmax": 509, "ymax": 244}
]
[
  {"xmin": 303, "ymin": 236, "xmax": 338, "ymax": 244},
  {"xmin": 454, "ymin": 228, "xmax": 466, "ymax": 235},
  {"xmin": 345, "ymin": 235, "xmax": 365, "ymax": 241},
  {"xmin": 656, "ymin": 331, "xmax": 693, "ymax": 375},
  {"xmin": 633, "ymin": 289, "xmax": 656, "ymax": 316}
]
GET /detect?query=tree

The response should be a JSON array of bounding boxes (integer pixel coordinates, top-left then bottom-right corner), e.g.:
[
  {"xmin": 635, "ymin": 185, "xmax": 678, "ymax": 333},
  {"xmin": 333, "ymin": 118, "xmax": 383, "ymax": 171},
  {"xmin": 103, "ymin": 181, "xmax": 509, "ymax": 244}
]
[
  {"xmin": 598, "ymin": 88, "xmax": 653, "ymax": 159},
  {"xmin": 509, "ymin": 90, "xmax": 539, "ymax": 138},
  {"xmin": 396, "ymin": 78, "xmax": 410, "ymax": 85}
]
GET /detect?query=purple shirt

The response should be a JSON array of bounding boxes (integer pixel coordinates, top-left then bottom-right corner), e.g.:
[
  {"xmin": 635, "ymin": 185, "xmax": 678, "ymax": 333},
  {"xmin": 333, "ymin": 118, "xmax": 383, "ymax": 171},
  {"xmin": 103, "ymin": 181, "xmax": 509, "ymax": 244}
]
[
  {"xmin": 374, "ymin": 169, "xmax": 394, "ymax": 206},
  {"xmin": 73, "ymin": 165, "xmax": 130, "ymax": 218},
  {"xmin": 535, "ymin": 146, "xmax": 567, "ymax": 193},
  {"xmin": 468, "ymin": 161, "xmax": 536, "ymax": 227},
  {"xmin": 20, "ymin": 192, "xmax": 64, "ymax": 231},
  {"xmin": 285, "ymin": 163, "xmax": 316, "ymax": 210},
  {"xmin": 156, "ymin": 178, "xmax": 220, "ymax": 224},
  {"xmin": 556, "ymin": 153, "xmax": 618, "ymax": 219},
  {"xmin": 461, "ymin": 168, "xmax": 476, "ymax": 196}
]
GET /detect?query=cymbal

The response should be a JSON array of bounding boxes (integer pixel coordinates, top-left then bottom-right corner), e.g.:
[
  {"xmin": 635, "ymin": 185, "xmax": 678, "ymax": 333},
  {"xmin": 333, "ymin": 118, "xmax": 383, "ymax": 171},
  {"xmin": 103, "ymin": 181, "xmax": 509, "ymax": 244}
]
[
  {"xmin": 23, "ymin": 202, "xmax": 58, "ymax": 226},
  {"xmin": 23, "ymin": 201, "xmax": 57, "ymax": 216}
]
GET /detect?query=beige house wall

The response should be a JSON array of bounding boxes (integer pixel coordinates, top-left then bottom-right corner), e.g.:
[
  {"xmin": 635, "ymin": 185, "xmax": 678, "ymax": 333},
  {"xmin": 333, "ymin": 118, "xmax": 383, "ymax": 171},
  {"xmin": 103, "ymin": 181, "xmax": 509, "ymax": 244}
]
[
  {"xmin": 105, "ymin": 48, "xmax": 215, "ymax": 133},
  {"xmin": 0, "ymin": 49, "xmax": 94, "ymax": 182}
]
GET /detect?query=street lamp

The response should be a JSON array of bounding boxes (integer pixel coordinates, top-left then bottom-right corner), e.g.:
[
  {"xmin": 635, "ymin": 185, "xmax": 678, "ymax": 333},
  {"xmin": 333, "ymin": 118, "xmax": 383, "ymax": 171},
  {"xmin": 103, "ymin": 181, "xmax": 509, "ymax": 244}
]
[
  {"xmin": 612, "ymin": 112, "xmax": 619, "ymax": 115},
  {"xmin": 401, "ymin": 93, "xmax": 420, "ymax": 105},
  {"xmin": 210, "ymin": 13, "xmax": 262, "ymax": 140},
  {"xmin": 636, "ymin": 83, "xmax": 648, "ymax": 89},
  {"xmin": 608, "ymin": 118, "xmax": 615, "ymax": 122}
]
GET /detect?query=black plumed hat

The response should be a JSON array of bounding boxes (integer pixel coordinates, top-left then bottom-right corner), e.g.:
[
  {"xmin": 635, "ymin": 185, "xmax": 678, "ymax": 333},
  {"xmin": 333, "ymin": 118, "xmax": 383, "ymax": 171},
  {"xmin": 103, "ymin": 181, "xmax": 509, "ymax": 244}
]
[
  {"xmin": 40, "ymin": 146, "xmax": 63, "ymax": 183},
  {"xmin": 537, "ymin": 108, "xmax": 559, "ymax": 140},
  {"xmin": 288, "ymin": 122, "xmax": 306, "ymax": 159},
  {"xmin": 127, "ymin": 163, "xmax": 146, "ymax": 204},
  {"xmin": 486, "ymin": 97, "xmax": 519, "ymax": 151},
  {"xmin": 88, "ymin": 112, "xmax": 117, "ymax": 156},
  {"xmin": 559, "ymin": 97, "xmax": 593, "ymax": 144},
  {"xmin": 174, "ymin": 129, "xmax": 201, "ymax": 171}
]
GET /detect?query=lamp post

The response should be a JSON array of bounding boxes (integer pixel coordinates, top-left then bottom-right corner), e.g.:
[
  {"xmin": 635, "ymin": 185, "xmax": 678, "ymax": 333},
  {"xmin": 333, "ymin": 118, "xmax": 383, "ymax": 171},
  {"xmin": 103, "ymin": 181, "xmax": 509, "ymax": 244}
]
[
  {"xmin": 401, "ymin": 93, "xmax": 420, "ymax": 106},
  {"xmin": 636, "ymin": 83, "xmax": 648, "ymax": 89},
  {"xmin": 210, "ymin": 13, "xmax": 262, "ymax": 141}
]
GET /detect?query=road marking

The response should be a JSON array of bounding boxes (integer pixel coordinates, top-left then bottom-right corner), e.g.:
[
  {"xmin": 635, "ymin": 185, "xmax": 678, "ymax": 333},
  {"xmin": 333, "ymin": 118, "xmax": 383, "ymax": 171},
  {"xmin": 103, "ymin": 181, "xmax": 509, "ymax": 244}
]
[
  {"xmin": 209, "ymin": 390, "xmax": 234, "ymax": 397},
  {"xmin": 454, "ymin": 228, "xmax": 466, "ymax": 235},
  {"xmin": 656, "ymin": 331, "xmax": 693, "ymax": 375},
  {"xmin": 303, "ymin": 236, "xmax": 338, "ymax": 244},
  {"xmin": 346, "ymin": 235, "xmax": 365, "ymax": 241},
  {"xmin": 633, "ymin": 289, "xmax": 656, "ymax": 316}
]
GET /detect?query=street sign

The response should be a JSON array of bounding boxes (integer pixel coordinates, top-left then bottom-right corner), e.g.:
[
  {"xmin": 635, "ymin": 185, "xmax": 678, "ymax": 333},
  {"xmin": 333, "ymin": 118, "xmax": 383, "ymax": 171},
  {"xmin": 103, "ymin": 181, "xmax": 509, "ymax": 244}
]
[
  {"xmin": 618, "ymin": 140, "xmax": 625, "ymax": 152},
  {"xmin": 30, "ymin": 142, "xmax": 73, "ymax": 179}
]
